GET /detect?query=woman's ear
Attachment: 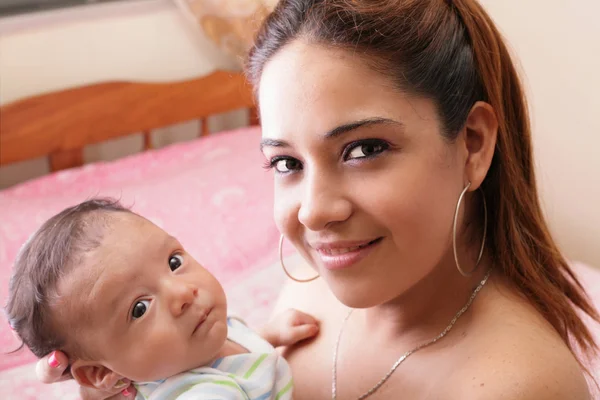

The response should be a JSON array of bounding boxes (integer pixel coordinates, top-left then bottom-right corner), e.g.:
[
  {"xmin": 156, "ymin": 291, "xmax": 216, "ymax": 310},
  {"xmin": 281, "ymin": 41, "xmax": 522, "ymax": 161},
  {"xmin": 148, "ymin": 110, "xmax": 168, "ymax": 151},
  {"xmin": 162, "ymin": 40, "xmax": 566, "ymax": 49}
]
[
  {"xmin": 71, "ymin": 360, "xmax": 128, "ymax": 391},
  {"xmin": 462, "ymin": 101, "xmax": 498, "ymax": 190}
]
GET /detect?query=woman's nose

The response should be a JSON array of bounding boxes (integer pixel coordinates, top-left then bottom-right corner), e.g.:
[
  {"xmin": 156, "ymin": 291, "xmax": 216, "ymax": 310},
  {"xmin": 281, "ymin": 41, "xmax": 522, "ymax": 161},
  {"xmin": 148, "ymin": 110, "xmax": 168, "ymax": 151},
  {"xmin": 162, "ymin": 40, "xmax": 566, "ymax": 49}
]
[{"xmin": 297, "ymin": 171, "xmax": 352, "ymax": 231}]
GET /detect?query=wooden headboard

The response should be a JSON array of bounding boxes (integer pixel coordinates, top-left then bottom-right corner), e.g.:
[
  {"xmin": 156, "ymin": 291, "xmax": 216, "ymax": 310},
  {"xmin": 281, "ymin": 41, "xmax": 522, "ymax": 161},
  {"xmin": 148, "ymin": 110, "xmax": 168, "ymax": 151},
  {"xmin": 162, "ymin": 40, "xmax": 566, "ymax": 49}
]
[{"xmin": 0, "ymin": 70, "xmax": 258, "ymax": 172}]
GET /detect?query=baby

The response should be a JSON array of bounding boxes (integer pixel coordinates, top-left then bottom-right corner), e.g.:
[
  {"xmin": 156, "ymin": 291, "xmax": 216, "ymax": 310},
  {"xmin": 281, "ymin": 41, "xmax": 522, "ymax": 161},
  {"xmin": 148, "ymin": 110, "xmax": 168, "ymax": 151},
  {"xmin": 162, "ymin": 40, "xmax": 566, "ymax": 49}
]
[{"xmin": 5, "ymin": 198, "xmax": 319, "ymax": 399}]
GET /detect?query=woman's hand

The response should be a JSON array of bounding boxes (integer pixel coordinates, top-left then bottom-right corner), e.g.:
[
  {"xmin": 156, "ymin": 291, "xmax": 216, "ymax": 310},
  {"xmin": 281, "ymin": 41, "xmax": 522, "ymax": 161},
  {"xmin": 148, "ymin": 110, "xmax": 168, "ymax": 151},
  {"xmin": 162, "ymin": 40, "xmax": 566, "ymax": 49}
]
[
  {"xmin": 260, "ymin": 309, "xmax": 320, "ymax": 348},
  {"xmin": 36, "ymin": 351, "xmax": 137, "ymax": 399}
]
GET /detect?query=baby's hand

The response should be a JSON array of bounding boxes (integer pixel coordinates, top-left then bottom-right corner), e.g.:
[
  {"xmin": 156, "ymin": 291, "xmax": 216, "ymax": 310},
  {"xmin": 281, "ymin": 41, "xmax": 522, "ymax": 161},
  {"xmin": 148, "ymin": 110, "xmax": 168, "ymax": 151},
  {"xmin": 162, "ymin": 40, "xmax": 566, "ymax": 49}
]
[{"xmin": 260, "ymin": 309, "xmax": 319, "ymax": 348}]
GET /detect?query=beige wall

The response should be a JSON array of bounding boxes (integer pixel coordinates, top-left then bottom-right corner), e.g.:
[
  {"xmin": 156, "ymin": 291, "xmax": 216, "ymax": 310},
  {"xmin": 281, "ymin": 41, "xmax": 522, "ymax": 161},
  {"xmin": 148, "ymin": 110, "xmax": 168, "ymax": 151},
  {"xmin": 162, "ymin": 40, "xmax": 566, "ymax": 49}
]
[
  {"xmin": 0, "ymin": 0, "xmax": 237, "ymax": 104},
  {"xmin": 479, "ymin": 0, "xmax": 600, "ymax": 268},
  {"xmin": 0, "ymin": 0, "xmax": 598, "ymax": 267},
  {"xmin": 0, "ymin": 0, "xmax": 243, "ymax": 188}
]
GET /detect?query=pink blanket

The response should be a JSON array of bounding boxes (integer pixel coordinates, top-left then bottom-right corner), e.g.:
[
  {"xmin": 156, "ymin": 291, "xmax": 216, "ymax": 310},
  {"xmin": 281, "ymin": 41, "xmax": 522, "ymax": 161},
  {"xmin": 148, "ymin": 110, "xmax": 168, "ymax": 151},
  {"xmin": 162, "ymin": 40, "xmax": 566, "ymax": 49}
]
[
  {"xmin": 0, "ymin": 126, "xmax": 598, "ymax": 398},
  {"xmin": 0, "ymin": 127, "xmax": 286, "ymax": 373}
]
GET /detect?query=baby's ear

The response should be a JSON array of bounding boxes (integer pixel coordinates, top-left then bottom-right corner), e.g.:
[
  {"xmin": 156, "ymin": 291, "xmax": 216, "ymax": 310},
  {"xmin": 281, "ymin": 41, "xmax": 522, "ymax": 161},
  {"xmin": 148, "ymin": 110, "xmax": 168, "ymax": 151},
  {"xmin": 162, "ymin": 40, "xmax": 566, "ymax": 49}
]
[{"xmin": 71, "ymin": 360, "xmax": 128, "ymax": 391}]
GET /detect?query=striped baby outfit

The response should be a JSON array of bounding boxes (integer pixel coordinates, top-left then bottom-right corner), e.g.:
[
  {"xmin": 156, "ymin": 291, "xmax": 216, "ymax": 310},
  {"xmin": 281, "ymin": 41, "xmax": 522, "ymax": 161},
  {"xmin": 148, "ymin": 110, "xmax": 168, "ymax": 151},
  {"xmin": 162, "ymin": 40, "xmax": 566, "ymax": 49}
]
[{"xmin": 134, "ymin": 317, "xmax": 293, "ymax": 400}]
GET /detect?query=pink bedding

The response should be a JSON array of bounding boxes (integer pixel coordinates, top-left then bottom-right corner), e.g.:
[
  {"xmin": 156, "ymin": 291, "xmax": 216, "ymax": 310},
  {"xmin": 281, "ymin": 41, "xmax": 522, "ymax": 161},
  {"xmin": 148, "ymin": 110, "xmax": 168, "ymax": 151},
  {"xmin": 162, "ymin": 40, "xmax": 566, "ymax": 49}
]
[{"xmin": 0, "ymin": 126, "xmax": 598, "ymax": 399}]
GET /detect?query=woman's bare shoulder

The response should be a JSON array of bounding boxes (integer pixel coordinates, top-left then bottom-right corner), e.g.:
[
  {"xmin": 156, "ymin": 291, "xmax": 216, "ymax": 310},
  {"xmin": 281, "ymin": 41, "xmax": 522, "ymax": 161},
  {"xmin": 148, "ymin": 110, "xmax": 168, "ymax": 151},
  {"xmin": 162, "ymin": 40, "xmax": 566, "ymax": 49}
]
[
  {"xmin": 447, "ymin": 282, "xmax": 592, "ymax": 400},
  {"xmin": 452, "ymin": 339, "xmax": 592, "ymax": 400}
]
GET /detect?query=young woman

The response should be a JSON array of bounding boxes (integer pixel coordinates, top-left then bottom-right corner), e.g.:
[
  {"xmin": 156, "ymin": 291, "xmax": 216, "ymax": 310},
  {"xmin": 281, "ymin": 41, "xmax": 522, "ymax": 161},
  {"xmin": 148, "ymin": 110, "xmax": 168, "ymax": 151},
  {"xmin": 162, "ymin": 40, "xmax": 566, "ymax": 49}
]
[{"xmin": 37, "ymin": 1, "xmax": 599, "ymax": 398}]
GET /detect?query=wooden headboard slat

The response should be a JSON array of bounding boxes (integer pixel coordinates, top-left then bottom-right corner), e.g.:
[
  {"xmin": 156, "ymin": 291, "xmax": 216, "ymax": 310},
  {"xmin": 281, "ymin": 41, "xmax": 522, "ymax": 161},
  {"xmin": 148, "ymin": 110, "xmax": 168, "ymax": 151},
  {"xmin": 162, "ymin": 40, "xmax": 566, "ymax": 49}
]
[{"xmin": 0, "ymin": 71, "xmax": 256, "ymax": 168}]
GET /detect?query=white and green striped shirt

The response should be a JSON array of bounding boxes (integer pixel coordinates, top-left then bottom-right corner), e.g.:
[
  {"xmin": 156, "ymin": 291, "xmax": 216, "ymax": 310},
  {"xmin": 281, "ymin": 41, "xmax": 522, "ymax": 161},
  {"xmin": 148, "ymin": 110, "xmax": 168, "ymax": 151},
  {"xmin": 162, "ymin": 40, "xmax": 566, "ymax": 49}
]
[{"xmin": 134, "ymin": 317, "xmax": 293, "ymax": 400}]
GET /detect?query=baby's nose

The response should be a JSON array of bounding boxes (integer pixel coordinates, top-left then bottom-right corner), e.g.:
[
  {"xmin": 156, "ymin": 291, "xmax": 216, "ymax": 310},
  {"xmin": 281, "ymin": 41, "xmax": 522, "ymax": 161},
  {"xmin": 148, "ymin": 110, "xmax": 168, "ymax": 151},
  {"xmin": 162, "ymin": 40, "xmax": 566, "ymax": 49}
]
[{"xmin": 169, "ymin": 283, "xmax": 198, "ymax": 317}]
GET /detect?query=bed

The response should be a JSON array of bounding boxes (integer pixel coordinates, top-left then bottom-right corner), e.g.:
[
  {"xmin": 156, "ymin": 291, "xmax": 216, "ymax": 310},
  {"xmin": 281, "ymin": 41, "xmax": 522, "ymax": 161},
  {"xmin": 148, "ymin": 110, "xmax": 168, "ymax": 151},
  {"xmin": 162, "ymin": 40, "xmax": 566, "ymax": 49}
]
[{"xmin": 0, "ymin": 70, "xmax": 598, "ymax": 399}]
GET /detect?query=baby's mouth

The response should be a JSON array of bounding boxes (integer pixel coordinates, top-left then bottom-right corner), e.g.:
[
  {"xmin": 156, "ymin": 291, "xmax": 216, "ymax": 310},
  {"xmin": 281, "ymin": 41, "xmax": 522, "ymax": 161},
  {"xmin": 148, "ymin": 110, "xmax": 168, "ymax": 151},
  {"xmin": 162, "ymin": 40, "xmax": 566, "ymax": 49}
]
[{"xmin": 192, "ymin": 308, "xmax": 212, "ymax": 335}]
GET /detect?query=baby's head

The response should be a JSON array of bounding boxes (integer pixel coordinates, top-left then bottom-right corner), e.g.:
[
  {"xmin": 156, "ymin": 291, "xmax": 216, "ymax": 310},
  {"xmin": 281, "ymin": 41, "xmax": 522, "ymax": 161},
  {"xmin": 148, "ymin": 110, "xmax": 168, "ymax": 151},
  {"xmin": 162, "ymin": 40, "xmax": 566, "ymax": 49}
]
[{"xmin": 5, "ymin": 198, "xmax": 228, "ymax": 389}]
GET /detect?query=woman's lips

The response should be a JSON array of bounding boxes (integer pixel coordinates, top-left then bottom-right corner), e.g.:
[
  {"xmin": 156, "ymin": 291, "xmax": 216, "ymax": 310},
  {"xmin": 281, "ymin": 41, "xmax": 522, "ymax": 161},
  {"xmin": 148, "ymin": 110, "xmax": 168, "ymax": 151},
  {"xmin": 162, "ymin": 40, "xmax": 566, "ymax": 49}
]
[{"xmin": 313, "ymin": 238, "xmax": 383, "ymax": 270}]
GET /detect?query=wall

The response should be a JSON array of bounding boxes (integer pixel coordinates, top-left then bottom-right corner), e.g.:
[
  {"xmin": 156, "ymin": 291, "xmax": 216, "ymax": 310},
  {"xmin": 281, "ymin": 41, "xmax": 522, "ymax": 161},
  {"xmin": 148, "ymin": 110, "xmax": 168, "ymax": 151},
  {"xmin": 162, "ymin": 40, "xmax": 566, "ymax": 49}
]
[
  {"xmin": 0, "ymin": 0, "xmax": 242, "ymax": 188},
  {"xmin": 478, "ymin": 0, "xmax": 600, "ymax": 268},
  {"xmin": 0, "ymin": 0, "xmax": 598, "ymax": 267}
]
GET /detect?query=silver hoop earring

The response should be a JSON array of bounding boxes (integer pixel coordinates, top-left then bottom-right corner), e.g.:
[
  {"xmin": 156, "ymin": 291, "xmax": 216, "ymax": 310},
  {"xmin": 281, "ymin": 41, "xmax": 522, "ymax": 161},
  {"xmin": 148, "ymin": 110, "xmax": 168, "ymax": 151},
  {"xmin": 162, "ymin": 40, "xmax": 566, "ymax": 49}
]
[
  {"xmin": 279, "ymin": 235, "xmax": 320, "ymax": 283},
  {"xmin": 453, "ymin": 182, "xmax": 488, "ymax": 277}
]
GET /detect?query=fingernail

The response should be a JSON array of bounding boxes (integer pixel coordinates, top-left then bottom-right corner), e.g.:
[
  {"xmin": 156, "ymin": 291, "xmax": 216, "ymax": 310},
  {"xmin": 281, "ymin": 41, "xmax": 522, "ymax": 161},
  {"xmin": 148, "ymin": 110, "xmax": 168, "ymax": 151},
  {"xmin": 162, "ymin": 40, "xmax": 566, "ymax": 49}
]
[
  {"xmin": 48, "ymin": 352, "xmax": 60, "ymax": 368},
  {"xmin": 122, "ymin": 387, "xmax": 134, "ymax": 397}
]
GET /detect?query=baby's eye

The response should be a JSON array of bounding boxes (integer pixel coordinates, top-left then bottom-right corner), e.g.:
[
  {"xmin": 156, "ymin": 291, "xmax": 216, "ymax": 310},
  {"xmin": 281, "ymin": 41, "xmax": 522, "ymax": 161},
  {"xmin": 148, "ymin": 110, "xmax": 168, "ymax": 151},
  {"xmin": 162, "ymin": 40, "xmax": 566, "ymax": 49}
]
[
  {"xmin": 169, "ymin": 254, "xmax": 184, "ymax": 271},
  {"xmin": 132, "ymin": 300, "xmax": 150, "ymax": 320}
]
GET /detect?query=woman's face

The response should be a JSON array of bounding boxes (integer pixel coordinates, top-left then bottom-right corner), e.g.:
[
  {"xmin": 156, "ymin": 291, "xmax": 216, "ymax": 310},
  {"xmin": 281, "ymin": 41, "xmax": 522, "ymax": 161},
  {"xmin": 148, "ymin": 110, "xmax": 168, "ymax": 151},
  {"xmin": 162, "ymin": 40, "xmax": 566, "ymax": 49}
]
[{"xmin": 259, "ymin": 41, "xmax": 469, "ymax": 308}]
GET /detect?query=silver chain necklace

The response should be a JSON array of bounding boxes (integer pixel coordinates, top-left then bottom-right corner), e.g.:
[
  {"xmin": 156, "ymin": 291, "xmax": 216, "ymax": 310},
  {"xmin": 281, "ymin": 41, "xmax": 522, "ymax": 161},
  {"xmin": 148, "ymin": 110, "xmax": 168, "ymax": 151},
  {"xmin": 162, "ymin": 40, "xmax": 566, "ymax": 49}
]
[{"xmin": 332, "ymin": 269, "xmax": 492, "ymax": 400}]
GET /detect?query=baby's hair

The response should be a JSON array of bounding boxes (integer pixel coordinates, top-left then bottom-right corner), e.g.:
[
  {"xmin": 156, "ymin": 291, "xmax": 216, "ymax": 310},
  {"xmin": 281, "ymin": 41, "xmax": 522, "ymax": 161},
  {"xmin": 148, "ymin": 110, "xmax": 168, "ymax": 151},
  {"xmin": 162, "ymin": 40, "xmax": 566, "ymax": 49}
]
[{"xmin": 4, "ymin": 198, "xmax": 133, "ymax": 360}]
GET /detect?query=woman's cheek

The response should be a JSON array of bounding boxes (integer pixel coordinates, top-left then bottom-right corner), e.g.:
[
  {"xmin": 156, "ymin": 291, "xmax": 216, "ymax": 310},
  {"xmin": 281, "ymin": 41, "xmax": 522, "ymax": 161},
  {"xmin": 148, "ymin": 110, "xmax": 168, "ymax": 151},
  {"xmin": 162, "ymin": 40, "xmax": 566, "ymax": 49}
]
[{"xmin": 273, "ymin": 185, "xmax": 297, "ymax": 234}]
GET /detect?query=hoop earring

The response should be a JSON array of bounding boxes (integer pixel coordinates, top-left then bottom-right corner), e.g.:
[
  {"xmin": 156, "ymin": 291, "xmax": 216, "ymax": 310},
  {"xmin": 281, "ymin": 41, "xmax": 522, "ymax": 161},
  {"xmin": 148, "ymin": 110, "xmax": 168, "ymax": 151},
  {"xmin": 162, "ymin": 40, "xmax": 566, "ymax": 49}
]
[
  {"xmin": 453, "ymin": 182, "xmax": 488, "ymax": 277},
  {"xmin": 279, "ymin": 235, "xmax": 320, "ymax": 283}
]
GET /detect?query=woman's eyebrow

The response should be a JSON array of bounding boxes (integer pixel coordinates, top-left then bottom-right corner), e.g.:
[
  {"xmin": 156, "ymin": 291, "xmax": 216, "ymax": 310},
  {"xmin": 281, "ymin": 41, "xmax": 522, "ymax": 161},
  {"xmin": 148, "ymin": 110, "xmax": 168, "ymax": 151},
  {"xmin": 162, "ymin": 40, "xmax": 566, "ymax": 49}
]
[
  {"xmin": 323, "ymin": 117, "xmax": 404, "ymax": 139},
  {"xmin": 260, "ymin": 117, "xmax": 403, "ymax": 151},
  {"xmin": 260, "ymin": 138, "xmax": 289, "ymax": 151}
]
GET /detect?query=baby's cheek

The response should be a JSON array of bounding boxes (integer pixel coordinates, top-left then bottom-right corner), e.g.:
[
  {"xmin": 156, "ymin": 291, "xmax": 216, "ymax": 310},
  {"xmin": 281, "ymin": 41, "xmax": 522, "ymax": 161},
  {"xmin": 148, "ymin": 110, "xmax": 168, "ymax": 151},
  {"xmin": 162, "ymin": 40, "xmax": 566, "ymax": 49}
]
[
  {"xmin": 107, "ymin": 327, "xmax": 178, "ymax": 381},
  {"xmin": 106, "ymin": 342, "xmax": 152, "ymax": 380}
]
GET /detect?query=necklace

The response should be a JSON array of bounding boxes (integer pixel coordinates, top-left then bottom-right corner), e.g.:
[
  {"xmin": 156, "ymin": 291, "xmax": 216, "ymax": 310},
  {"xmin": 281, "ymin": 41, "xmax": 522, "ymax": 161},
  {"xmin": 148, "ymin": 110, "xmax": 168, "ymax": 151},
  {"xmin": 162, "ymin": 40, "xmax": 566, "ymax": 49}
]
[{"xmin": 331, "ymin": 269, "xmax": 492, "ymax": 400}]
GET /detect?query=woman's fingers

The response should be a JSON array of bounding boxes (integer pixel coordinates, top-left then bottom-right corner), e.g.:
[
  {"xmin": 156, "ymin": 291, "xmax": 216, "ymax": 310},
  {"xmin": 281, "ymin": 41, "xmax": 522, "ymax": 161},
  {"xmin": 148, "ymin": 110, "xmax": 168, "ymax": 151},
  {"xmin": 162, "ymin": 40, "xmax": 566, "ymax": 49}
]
[
  {"xmin": 36, "ymin": 350, "xmax": 137, "ymax": 399},
  {"xmin": 36, "ymin": 351, "xmax": 71, "ymax": 383}
]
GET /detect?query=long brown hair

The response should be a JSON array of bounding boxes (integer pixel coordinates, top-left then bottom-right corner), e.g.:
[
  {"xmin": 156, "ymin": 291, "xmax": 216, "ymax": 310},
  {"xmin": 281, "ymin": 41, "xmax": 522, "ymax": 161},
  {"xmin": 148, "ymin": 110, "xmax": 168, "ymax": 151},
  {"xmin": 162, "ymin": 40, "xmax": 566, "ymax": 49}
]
[{"xmin": 246, "ymin": 0, "xmax": 599, "ymax": 373}]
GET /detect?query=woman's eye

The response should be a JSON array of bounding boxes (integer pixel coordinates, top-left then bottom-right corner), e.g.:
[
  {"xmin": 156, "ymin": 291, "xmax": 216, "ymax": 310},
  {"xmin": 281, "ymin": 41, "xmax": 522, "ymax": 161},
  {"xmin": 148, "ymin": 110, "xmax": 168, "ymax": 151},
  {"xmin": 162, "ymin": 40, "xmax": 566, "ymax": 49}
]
[
  {"xmin": 346, "ymin": 141, "xmax": 387, "ymax": 160},
  {"xmin": 169, "ymin": 254, "xmax": 184, "ymax": 271},
  {"xmin": 132, "ymin": 299, "xmax": 150, "ymax": 320},
  {"xmin": 273, "ymin": 158, "xmax": 301, "ymax": 173}
]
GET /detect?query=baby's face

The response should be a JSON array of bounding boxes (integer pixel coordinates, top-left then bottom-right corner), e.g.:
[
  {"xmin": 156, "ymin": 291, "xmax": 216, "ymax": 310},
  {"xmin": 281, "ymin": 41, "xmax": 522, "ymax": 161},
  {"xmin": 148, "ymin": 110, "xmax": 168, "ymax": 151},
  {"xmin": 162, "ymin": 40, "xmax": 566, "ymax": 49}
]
[{"xmin": 56, "ymin": 213, "xmax": 228, "ymax": 382}]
